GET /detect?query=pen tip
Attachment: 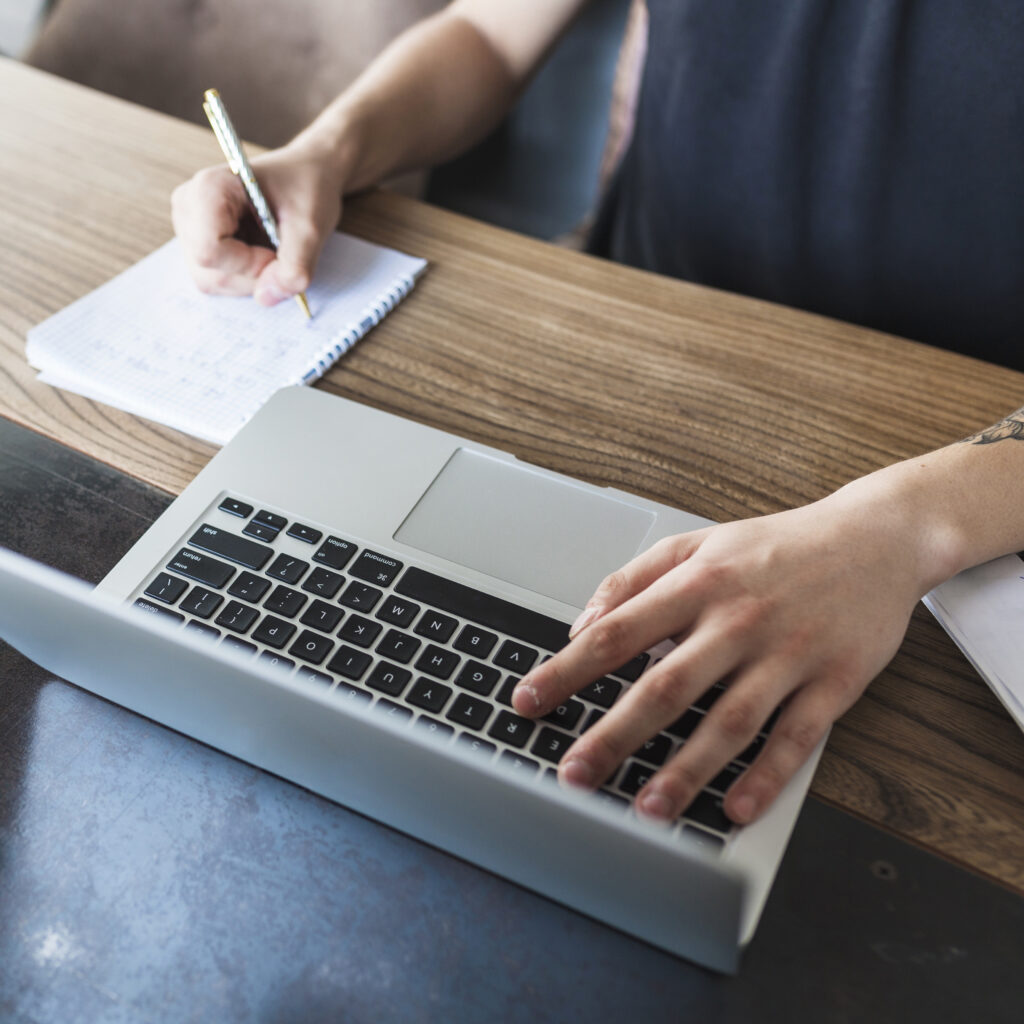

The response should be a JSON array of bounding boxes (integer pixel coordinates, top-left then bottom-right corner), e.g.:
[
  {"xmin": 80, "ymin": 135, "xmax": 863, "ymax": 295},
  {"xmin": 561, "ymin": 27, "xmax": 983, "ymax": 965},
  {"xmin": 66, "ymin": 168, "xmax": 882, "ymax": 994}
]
[{"xmin": 295, "ymin": 293, "xmax": 312, "ymax": 320}]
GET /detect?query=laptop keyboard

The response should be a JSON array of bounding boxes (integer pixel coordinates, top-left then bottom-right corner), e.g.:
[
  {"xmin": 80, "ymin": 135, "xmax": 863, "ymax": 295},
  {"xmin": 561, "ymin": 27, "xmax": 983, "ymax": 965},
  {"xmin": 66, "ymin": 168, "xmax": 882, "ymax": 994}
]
[{"xmin": 130, "ymin": 494, "xmax": 770, "ymax": 852}]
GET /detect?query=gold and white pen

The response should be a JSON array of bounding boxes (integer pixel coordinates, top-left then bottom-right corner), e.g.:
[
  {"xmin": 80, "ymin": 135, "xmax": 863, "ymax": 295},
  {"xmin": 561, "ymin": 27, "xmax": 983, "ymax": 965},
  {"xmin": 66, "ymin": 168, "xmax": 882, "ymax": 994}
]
[{"xmin": 202, "ymin": 88, "xmax": 312, "ymax": 319}]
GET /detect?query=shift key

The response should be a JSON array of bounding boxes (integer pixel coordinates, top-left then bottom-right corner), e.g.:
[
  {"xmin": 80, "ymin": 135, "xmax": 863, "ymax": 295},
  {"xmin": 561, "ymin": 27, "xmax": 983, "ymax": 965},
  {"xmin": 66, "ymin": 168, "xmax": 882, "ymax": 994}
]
[{"xmin": 188, "ymin": 524, "xmax": 273, "ymax": 570}]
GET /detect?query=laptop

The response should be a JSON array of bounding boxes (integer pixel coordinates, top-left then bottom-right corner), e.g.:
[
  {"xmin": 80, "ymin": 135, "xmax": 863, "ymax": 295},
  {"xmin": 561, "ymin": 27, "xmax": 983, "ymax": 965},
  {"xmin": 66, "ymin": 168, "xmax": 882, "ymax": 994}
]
[
  {"xmin": 924, "ymin": 556, "xmax": 1024, "ymax": 733},
  {"xmin": 0, "ymin": 385, "xmax": 826, "ymax": 973}
]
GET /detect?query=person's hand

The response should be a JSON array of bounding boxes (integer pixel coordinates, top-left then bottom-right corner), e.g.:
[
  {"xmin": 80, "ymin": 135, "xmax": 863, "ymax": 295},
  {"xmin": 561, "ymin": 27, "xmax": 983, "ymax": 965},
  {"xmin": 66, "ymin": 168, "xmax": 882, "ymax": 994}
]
[
  {"xmin": 511, "ymin": 484, "xmax": 938, "ymax": 826},
  {"xmin": 170, "ymin": 138, "xmax": 344, "ymax": 306}
]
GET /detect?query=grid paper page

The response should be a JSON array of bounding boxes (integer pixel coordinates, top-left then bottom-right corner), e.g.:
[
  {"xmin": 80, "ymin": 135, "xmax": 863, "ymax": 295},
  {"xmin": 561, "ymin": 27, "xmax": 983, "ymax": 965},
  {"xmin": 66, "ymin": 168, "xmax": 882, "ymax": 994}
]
[{"xmin": 26, "ymin": 234, "xmax": 426, "ymax": 445}]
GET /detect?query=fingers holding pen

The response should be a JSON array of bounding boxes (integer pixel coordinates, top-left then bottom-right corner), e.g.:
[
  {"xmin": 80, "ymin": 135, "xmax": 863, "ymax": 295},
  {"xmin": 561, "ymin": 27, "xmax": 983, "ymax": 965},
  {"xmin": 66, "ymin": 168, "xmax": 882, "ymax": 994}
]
[{"xmin": 171, "ymin": 166, "xmax": 275, "ymax": 294}]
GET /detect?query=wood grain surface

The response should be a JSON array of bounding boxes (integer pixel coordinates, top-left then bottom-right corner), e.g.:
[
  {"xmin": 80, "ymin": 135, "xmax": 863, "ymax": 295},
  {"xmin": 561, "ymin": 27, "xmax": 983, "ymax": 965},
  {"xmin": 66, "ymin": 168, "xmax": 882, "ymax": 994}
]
[{"xmin": 1, "ymin": 58, "xmax": 1021, "ymax": 892}]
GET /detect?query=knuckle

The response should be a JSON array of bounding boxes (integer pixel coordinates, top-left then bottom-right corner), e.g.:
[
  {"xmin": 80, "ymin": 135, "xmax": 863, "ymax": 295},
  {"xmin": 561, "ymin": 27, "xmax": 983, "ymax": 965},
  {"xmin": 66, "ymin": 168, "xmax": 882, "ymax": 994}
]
[
  {"xmin": 714, "ymin": 697, "xmax": 760, "ymax": 743},
  {"xmin": 594, "ymin": 569, "xmax": 629, "ymax": 601},
  {"xmin": 636, "ymin": 669, "xmax": 688, "ymax": 719},
  {"xmin": 193, "ymin": 239, "xmax": 225, "ymax": 270},
  {"xmin": 774, "ymin": 715, "xmax": 825, "ymax": 755},
  {"xmin": 586, "ymin": 616, "xmax": 632, "ymax": 664}
]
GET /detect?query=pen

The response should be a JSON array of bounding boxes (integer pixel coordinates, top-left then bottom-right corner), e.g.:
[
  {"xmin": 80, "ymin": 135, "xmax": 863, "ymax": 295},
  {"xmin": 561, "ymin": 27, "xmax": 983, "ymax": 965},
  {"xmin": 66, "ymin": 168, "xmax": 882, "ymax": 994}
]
[{"xmin": 202, "ymin": 88, "xmax": 312, "ymax": 319}]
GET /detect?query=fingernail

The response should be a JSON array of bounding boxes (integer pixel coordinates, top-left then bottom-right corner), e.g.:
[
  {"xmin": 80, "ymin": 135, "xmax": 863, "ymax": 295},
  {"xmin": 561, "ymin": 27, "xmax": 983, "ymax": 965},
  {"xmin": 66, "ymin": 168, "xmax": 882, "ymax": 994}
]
[
  {"xmin": 512, "ymin": 680, "xmax": 540, "ymax": 715},
  {"xmin": 560, "ymin": 757, "xmax": 595, "ymax": 788},
  {"xmin": 638, "ymin": 791, "xmax": 673, "ymax": 821},
  {"xmin": 254, "ymin": 283, "xmax": 288, "ymax": 306},
  {"xmin": 731, "ymin": 793, "xmax": 757, "ymax": 823},
  {"xmin": 569, "ymin": 605, "xmax": 601, "ymax": 638}
]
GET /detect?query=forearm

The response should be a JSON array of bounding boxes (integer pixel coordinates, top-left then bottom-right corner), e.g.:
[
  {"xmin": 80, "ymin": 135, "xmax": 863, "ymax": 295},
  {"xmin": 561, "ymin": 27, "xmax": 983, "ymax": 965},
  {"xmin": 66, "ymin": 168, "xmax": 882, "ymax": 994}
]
[
  {"xmin": 831, "ymin": 405, "xmax": 1024, "ymax": 596},
  {"xmin": 288, "ymin": 1, "xmax": 585, "ymax": 193}
]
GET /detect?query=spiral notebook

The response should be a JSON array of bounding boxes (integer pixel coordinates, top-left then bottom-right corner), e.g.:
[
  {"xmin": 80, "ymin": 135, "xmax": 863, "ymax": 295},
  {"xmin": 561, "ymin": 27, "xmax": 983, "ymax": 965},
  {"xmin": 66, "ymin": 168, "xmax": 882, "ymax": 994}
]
[{"xmin": 25, "ymin": 233, "xmax": 427, "ymax": 445}]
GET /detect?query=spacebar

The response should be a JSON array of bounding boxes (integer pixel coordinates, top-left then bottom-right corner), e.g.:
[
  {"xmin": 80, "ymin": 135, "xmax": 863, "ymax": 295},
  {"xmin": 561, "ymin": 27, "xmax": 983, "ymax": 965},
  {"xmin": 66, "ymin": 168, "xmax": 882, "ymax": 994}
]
[{"xmin": 395, "ymin": 566, "xmax": 571, "ymax": 654}]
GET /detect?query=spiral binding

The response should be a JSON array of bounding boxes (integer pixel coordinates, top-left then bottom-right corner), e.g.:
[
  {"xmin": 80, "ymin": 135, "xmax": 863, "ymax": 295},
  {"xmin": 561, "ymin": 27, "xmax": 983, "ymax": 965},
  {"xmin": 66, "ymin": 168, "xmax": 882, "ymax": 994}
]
[{"xmin": 300, "ymin": 275, "xmax": 418, "ymax": 385}]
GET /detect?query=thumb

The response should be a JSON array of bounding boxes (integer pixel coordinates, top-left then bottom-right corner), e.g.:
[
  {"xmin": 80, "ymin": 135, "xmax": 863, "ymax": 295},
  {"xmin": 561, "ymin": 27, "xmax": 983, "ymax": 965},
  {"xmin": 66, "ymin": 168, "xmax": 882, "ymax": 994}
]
[{"xmin": 253, "ymin": 220, "xmax": 322, "ymax": 305}]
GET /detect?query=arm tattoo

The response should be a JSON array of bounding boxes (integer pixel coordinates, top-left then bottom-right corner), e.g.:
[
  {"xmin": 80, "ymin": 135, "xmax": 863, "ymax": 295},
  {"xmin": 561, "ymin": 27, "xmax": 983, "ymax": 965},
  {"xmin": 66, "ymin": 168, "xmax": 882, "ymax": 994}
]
[{"xmin": 960, "ymin": 406, "xmax": 1024, "ymax": 445}]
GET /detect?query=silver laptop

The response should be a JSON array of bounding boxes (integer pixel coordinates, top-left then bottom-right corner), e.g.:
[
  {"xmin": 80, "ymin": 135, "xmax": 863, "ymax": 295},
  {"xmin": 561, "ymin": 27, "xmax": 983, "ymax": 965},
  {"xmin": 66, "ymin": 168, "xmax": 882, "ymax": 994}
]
[{"xmin": 0, "ymin": 385, "xmax": 825, "ymax": 973}]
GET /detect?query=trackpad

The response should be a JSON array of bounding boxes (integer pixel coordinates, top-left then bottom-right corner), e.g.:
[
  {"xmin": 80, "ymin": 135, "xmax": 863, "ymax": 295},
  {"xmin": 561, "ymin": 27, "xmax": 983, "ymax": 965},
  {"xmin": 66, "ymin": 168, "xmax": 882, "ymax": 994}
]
[{"xmin": 394, "ymin": 448, "xmax": 656, "ymax": 607}]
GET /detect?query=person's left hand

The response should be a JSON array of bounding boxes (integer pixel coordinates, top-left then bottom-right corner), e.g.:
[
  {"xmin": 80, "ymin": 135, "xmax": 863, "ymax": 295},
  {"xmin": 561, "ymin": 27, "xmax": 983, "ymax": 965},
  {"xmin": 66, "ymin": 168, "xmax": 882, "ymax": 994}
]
[{"xmin": 510, "ymin": 487, "xmax": 934, "ymax": 826}]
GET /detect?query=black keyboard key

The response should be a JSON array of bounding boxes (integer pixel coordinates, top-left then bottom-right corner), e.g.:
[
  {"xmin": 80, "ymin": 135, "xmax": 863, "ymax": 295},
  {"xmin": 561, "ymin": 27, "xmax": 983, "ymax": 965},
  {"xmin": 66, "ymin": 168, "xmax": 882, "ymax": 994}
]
[
  {"xmin": 708, "ymin": 762, "xmax": 743, "ymax": 796},
  {"xmin": 454, "ymin": 660, "xmax": 500, "ymax": 696},
  {"xmin": 251, "ymin": 615, "xmax": 297, "ymax": 649},
  {"xmin": 214, "ymin": 600, "xmax": 259, "ymax": 634},
  {"xmin": 531, "ymin": 726, "xmax": 574, "ymax": 764},
  {"xmin": 184, "ymin": 620, "xmax": 219, "ymax": 640},
  {"xmin": 579, "ymin": 676, "xmax": 622, "ymax": 709},
  {"xmin": 326, "ymin": 646, "xmax": 373, "ymax": 680},
  {"xmin": 167, "ymin": 548, "xmax": 235, "ymax": 589},
  {"xmin": 218, "ymin": 497, "xmax": 253, "ymax": 518},
  {"xmin": 683, "ymin": 791, "xmax": 734, "ymax": 835},
  {"xmin": 414, "ymin": 644, "xmax": 460, "ymax": 679},
  {"xmin": 180, "ymin": 586, "xmax": 223, "ymax": 619},
  {"xmin": 338, "ymin": 614, "xmax": 382, "ymax": 648},
  {"xmin": 488, "ymin": 710, "xmax": 536, "ymax": 749},
  {"xmin": 374, "ymin": 699, "xmax": 414, "ymax": 724},
  {"xmin": 543, "ymin": 699, "xmax": 585, "ymax": 732},
  {"xmin": 414, "ymin": 716, "xmax": 455, "ymax": 741},
  {"xmin": 735, "ymin": 734, "xmax": 766, "ymax": 766},
  {"xmin": 694, "ymin": 684, "xmax": 726, "ymax": 712},
  {"xmin": 263, "ymin": 585, "xmax": 307, "ymax": 618},
  {"xmin": 189, "ymin": 524, "xmax": 272, "ymax": 570},
  {"xmin": 666, "ymin": 708, "xmax": 704, "ymax": 740},
  {"xmin": 498, "ymin": 751, "xmax": 540, "ymax": 775},
  {"xmin": 228, "ymin": 571, "xmax": 270, "ymax": 603},
  {"xmin": 366, "ymin": 661, "xmax": 413, "ymax": 697},
  {"xmin": 453, "ymin": 624, "xmax": 498, "ymax": 658},
  {"xmin": 446, "ymin": 694, "xmax": 494, "ymax": 731},
  {"xmin": 296, "ymin": 666, "xmax": 333, "ymax": 688},
  {"xmin": 144, "ymin": 573, "xmax": 188, "ymax": 605},
  {"xmin": 376, "ymin": 596, "xmax": 421, "ymax": 628},
  {"xmin": 493, "ymin": 639, "xmax": 538, "ymax": 673},
  {"xmin": 376, "ymin": 629, "xmax": 421, "ymax": 665},
  {"xmin": 221, "ymin": 635, "xmax": 257, "ymax": 657},
  {"xmin": 496, "ymin": 676, "xmax": 519, "ymax": 707},
  {"xmin": 301, "ymin": 566, "xmax": 345, "ymax": 599},
  {"xmin": 395, "ymin": 567, "xmax": 571, "ymax": 654},
  {"xmin": 339, "ymin": 581, "xmax": 382, "ymax": 612},
  {"xmin": 258, "ymin": 651, "xmax": 295, "ymax": 673},
  {"xmin": 414, "ymin": 610, "xmax": 458, "ymax": 644},
  {"xmin": 581, "ymin": 709, "xmax": 605, "ymax": 732},
  {"xmin": 610, "ymin": 652, "xmax": 650, "ymax": 683},
  {"xmin": 634, "ymin": 733, "xmax": 673, "ymax": 768},
  {"xmin": 300, "ymin": 599, "xmax": 344, "ymax": 632},
  {"xmin": 287, "ymin": 522, "xmax": 322, "ymax": 544},
  {"xmin": 288, "ymin": 629, "xmax": 334, "ymax": 665},
  {"xmin": 618, "ymin": 761, "xmax": 654, "ymax": 796},
  {"xmin": 350, "ymin": 550, "xmax": 403, "ymax": 587},
  {"xmin": 253, "ymin": 510, "xmax": 287, "ymax": 531},
  {"xmin": 407, "ymin": 677, "xmax": 453, "ymax": 714},
  {"xmin": 457, "ymin": 734, "xmax": 497, "ymax": 759},
  {"xmin": 267, "ymin": 554, "xmax": 309, "ymax": 585},
  {"xmin": 133, "ymin": 598, "xmax": 185, "ymax": 623},
  {"xmin": 313, "ymin": 536, "xmax": 358, "ymax": 570},
  {"xmin": 242, "ymin": 521, "xmax": 279, "ymax": 543}
]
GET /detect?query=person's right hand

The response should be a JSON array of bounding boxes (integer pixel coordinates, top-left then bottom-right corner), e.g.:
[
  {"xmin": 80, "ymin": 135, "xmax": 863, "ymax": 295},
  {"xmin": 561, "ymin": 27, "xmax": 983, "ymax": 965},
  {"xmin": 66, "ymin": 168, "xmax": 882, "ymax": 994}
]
[{"xmin": 170, "ymin": 139, "xmax": 344, "ymax": 306}]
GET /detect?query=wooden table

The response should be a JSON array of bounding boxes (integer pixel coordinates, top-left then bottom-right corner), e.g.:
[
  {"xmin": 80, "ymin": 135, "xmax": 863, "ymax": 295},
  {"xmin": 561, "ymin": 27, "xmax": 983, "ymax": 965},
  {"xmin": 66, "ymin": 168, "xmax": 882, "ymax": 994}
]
[{"xmin": 1, "ymin": 57, "xmax": 1021, "ymax": 897}]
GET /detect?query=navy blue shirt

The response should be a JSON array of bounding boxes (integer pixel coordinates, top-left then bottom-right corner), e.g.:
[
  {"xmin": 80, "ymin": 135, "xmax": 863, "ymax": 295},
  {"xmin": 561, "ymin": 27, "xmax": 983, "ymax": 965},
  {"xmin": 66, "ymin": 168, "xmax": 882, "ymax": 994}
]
[{"xmin": 590, "ymin": 0, "xmax": 1024, "ymax": 369}]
